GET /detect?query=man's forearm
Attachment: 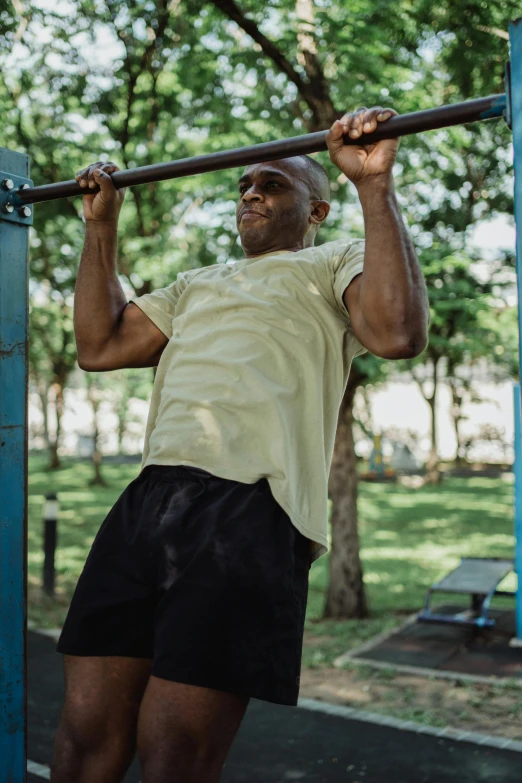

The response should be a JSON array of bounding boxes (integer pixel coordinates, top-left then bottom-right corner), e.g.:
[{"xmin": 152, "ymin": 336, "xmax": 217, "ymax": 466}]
[
  {"xmin": 357, "ymin": 176, "xmax": 429, "ymax": 353},
  {"xmin": 74, "ymin": 223, "xmax": 128, "ymax": 363}
]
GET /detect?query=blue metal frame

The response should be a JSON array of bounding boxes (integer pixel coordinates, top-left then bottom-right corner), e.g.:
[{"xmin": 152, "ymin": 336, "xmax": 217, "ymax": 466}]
[
  {"xmin": 514, "ymin": 384, "xmax": 522, "ymax": 637},
  {"xmin": 0, "ymin": 147, "xmax": 32, "ymax": 782},
  {"xmin": 511, "ymin": 18, "xmax": 522, "ymax": 640}
]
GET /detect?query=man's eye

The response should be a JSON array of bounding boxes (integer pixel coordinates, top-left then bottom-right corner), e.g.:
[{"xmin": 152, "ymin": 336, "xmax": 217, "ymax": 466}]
[
  {"xmin": 267, "ymin": 181, "xmax": 281, "ymax": 188},
  {"xmin": 239, "ymin": 185, "xmax": 248, "ymax": 194}
]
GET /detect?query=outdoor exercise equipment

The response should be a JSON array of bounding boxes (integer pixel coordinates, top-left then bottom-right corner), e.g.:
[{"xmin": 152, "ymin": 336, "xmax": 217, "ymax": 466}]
[
  {"xmin": 1, "ymin": 18, "xmax": 522, "ymax": 783},
  {"xmin": 418, "ymin": 557, "xmax": 515, "ymax": 628},
  {"xmin": 0, "ymin": 94, "xmax": 509, "ymax": 209}
]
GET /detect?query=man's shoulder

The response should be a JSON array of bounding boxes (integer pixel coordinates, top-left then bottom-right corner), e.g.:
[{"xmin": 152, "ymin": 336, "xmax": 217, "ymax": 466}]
[
  {"xmin": 175, "ymin": 263, "xmax": 226, "ymax": 285},
  {"xmin": 298, "ymin": 238, "xmax": 365, "ymax": 267}
]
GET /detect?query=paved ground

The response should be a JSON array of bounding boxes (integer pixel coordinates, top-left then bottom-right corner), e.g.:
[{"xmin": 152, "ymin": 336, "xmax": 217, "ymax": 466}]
[{"xmin": 29, "ymin": 630, "xmax": 522, "ymax": 782}]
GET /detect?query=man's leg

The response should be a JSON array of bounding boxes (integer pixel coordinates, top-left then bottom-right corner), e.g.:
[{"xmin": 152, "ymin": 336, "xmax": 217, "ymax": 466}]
[
  {"xmin": 137, "ymin": 676, "xmax": 250, "ymax": 783},
  {"xmin": 51, "ymin": 654, "xmax": 151, "ymax": 783}
]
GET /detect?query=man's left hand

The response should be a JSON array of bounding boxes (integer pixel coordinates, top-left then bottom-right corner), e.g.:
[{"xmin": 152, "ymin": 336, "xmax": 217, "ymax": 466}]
[{"xmin": 326, "ymin": 107, "xmax": 399, "ymax": 187}]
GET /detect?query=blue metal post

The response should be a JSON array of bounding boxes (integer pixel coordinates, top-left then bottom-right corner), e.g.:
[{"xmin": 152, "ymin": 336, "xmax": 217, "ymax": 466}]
[
  {"xmin": 514, "ymin": 385, "xmax": 522, "ymax": 638},
  {"xmin": 0, "ymin": 148, "xmax": 32, "ymax": 782},
  {"xmin": 511, "ymin": 18, "xmax": 522, "ymax": 640}
]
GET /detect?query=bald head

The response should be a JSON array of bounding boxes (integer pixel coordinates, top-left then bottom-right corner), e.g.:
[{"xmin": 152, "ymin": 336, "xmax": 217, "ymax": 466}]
[{"xmin": 297, "ymin": 155, "xmax": 331, "ymax": 201}]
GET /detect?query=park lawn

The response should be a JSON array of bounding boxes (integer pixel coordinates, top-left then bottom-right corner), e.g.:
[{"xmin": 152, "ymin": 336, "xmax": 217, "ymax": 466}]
[
  {"xmin": 304, "ymin": 473, "xmax": 515, "ymax": 668},
  {"xmin": 28, "ymin": 455, "xmax": 516, "ymax": 669}
]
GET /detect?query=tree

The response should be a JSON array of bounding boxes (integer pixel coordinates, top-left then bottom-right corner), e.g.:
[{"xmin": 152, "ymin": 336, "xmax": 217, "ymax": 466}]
[
  {"xmin": 403, "ymin": 250, "xmax": 495, "ymax": 481},
  {"xmin": 29, "ymin": 299, "xmax": 77, "ymax": 469},
  {"xmin": 324, "ymin": 355, "xmax": 386, "ymax": 618},
  {"xmin": 105, "ymin": 369, "xmax": 154, "ymax": 454},
  {"xmin": 446, "ymin": 298, "xmax": 519, "ymax": 466},
  {"xmin": 84, "ymin": 373, "xmax": 109, "ymax": 486}
]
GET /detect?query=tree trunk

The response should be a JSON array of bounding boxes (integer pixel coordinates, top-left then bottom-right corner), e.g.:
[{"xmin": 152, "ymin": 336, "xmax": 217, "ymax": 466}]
[
  {"xmin": 116, "ymin": 386, "xmax": 131, "ymax": 455},
  {"xmin": 35, "ymin": 378, "xmax": 50, "ymax": 450},
  {"xmin": 86, "ymin": 382, "xmax": 107, "ymax": 487},
  {"xmin": 117, "ymin": 412, "xmax": 126, "ymax": 456},
  {"xmin": 323, "ymin": 371, "xmax": 369, "ymax": 619},
  {"xmin": 90, "ymin": 441, "xmax": 106, "ymax": 487},
  {"xmin": 424, "ymin": 358, "xmax": 441, "ymax": 484},
  {"xmin": 454, "ymin": 415, "xmax": 464, "ymax": 466},
  {"xmin": 48, "ymin": 382, "xmax": 63, "ymax": 470},
  {"xmin": 449, "ymin": 383, "xmax": 466, "ymax": 466}
]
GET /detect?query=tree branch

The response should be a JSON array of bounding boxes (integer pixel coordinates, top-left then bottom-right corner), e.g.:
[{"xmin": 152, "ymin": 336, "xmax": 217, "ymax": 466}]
[
  {"xmin": 209, "ymin": 0, "xmax": 336, "ymax": 129},
  {"xmin": 210, "ymin": 0, "xmax": 309, "ymax": 95},
  {"xmin": 295, "ymin": 0, "xmax": 336, "ymax": 126},
  {"xmin": 476, "ymin": 25, "xmax": 509, "ymax": 41},
  {"xmin": 410, "ymin": 364, "xmax": 429, "ymax": 402},
  {"xmin": 11, "ymin": 0, "xmax": 29, "ymax": 42}
]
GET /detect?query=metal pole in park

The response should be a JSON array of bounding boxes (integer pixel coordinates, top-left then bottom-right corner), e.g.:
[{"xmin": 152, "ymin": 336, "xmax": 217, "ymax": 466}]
[
  {"xmin": 510, "ymin": 17, "xmax": 522, "ymax": 641},
  {"xmin": 0, "ymin": 150, "xmax": 32, "ymax": 781}
]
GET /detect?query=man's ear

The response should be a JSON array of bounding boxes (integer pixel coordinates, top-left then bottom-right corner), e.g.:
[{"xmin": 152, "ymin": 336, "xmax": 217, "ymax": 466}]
[{"xmin": 309, "ymin": 200, "xmax": 330, "ymax": 225}]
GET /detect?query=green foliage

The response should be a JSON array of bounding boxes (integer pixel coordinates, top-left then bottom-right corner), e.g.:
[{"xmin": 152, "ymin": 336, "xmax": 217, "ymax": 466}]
[
  {"xmin": 422, "ymin": 250, "xmax": 492, "ymax": 360},
  {"xmin": 480, "ymin": 303, "xmax": 519, "ymax": 381},
  {"xmin": 29, "ymin": 299, "xmax": 76, "ymax": 376}
]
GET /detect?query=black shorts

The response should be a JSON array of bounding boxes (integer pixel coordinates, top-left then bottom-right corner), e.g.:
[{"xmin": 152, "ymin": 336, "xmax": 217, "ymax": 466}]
[{"xmin": 57, "ymin": 465, "xmax": 310, "ymax": 706}]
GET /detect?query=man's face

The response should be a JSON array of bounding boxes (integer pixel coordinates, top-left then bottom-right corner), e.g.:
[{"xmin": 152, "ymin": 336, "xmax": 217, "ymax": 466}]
[{"xmin": 235, "ymin": 159, "xmax": 320, "ymax": 257}]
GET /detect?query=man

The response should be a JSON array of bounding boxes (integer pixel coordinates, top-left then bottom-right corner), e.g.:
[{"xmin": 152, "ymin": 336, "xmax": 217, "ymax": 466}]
[{"xmin": 52, "ymin": 106, "xmax": 429, "ymax": 783}]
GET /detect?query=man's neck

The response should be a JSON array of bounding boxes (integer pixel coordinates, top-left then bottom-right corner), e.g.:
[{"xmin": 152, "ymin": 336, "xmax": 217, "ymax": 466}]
[{"xmin": 242, "ymin": 240, "xmax": 313, "ymax": 259}]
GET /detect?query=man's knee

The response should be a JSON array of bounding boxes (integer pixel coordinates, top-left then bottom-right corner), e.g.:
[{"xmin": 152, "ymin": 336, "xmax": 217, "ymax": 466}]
[
  {"xmin": 139, "ymin": 730, "xmax": 223, "ymax": 783},
  {"xmin": 51, "ymin": 655, "xmax": 150, "ymax": 781},
  {"xmin": 51, "ymin": 703, "xmax": 136, "ymax": 782},
  {"xmin": 137, "ymin": 677, "xmax": 249, "ymax": 783}
]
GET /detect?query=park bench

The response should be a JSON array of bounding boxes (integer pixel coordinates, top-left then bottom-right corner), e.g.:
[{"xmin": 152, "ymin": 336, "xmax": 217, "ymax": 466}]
[{"xmin": 418, "ymin": 557, "xmax": 515, "ymax": 628}]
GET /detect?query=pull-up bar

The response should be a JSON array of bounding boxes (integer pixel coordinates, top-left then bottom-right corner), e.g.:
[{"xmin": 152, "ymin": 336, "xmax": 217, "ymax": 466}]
[{"xmin": 13, "ymin": 93, "xmax": 507, "ymax": 207}]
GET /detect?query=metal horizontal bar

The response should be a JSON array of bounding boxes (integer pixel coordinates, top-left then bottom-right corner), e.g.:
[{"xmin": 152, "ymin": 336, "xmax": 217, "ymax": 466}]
[{"xmin": 16, "ymin": 93, "xmax": 507, "ymax": 206}]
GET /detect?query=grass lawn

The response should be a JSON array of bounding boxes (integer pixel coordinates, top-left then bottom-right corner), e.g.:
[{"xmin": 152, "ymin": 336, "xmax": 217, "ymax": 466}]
[
  {"xmin": 28, "ymin": 455, "xmax": 516, "ymax": 669},
  {"xmin": 305, "ymin": 473, "xmax": 515, "ymax": 668}
]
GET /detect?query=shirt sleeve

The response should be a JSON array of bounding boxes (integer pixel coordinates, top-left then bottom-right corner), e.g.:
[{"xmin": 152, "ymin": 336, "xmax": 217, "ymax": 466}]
[
  {"xmin": 330, "ymin": 240, "xmax": 365, "ymax": 323},
  {"xmin": 130, "ymin": 269, "xmax": 200, "ymax": 339},
  {"xmin": 320, "ymin": 238, "xmax": 366, "ymax": 358}
]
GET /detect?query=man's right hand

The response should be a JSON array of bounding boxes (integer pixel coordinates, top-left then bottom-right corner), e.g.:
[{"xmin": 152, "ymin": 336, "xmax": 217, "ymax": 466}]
[{"xmin": 75, "ymin": 161, "xmax": 126, "ymax": 225}]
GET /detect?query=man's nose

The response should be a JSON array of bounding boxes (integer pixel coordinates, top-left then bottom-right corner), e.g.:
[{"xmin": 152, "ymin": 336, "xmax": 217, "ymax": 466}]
[{"xmin": 243, "ymin": 186, "xmax": 263, "ymax": 202}]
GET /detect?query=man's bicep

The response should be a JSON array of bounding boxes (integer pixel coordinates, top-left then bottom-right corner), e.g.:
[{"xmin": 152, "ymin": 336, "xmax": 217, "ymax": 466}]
[
  {"xmin": 342, "ymin": 272, "xmax": 365, "ymax": 332},
  {"xmin": 96, "ymin": 302, "xmax": 169, "ymax": 370},
  {"xmin": 342, "ymin": 273, "xmax": 380, "ymax": 355}
]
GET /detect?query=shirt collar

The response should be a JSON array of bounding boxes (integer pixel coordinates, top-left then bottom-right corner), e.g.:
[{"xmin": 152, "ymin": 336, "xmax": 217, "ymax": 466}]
[{"xmin": 235, "ymin": 249, "xmax": 295, "ymax": 266}]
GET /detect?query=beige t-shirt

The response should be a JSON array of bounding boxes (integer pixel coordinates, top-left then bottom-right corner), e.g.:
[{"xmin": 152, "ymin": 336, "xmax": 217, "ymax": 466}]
[{"xmin": 131, "ymin": 238, "xmax": 365, "ymax": 563}]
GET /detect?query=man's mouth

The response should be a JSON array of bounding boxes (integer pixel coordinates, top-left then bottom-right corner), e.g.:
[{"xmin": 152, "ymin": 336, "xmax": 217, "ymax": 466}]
[{"xmin": 240, "ymin": 209, "xmax": 269, "ymax": 221}]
